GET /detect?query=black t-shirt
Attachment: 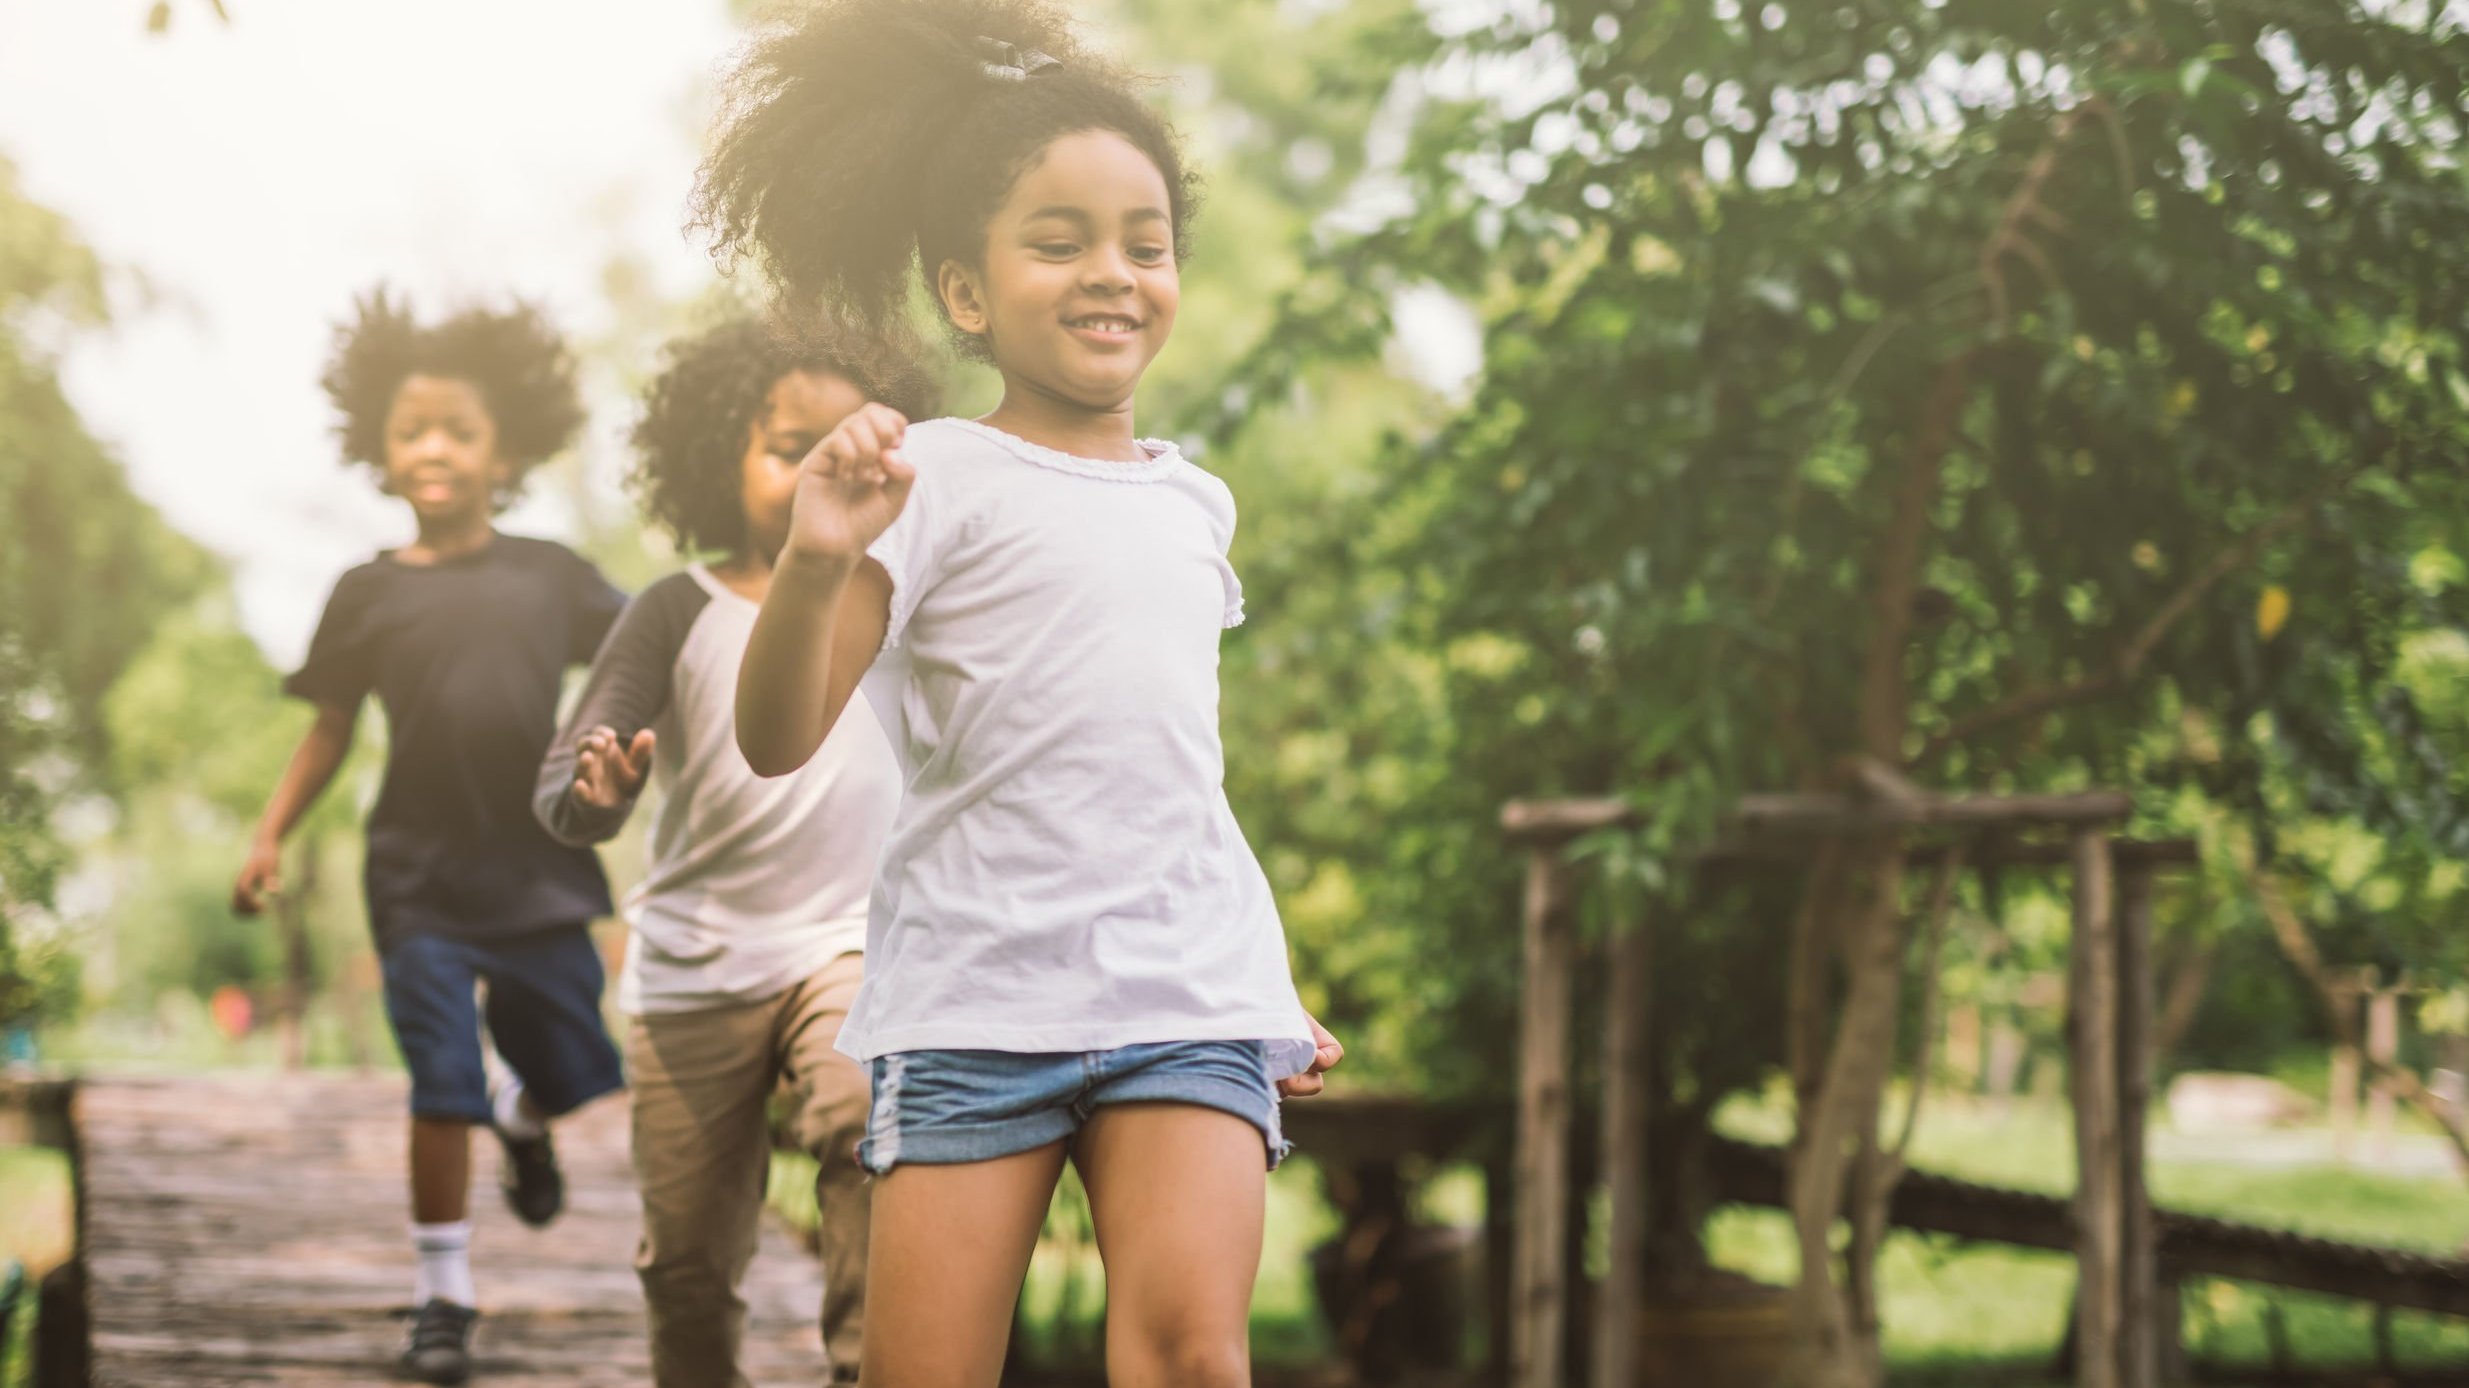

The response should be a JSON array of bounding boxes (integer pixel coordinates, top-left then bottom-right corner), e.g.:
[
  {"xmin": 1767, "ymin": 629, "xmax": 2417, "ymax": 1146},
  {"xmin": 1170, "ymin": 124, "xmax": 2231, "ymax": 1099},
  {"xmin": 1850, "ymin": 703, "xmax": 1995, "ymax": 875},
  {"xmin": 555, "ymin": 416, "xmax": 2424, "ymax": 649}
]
[{"xmin": 285, "ymin": 534, "xmax": 626, "ymax": 948}]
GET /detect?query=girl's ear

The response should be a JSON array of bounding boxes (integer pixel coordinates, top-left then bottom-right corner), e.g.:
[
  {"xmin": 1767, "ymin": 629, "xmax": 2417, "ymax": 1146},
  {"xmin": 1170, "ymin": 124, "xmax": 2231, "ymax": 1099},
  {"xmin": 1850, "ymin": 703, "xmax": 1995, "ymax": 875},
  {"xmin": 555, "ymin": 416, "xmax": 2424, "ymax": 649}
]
[{"xmin": 936, "ymin": 258, "xmax": 991, "ymax": 340}]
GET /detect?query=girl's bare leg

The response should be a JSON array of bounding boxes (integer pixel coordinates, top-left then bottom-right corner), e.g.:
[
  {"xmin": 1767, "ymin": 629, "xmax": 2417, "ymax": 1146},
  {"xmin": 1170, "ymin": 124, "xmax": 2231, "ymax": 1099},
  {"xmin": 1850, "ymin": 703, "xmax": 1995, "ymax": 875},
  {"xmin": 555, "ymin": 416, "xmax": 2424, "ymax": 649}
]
[
  {"xmin": 859, "ymin": 1140, "xmax": 1067, "ymax": 1388},
  {"xmin": 1075, "ymin": 1104, "xmax": 1267, "ymax": 1388}
]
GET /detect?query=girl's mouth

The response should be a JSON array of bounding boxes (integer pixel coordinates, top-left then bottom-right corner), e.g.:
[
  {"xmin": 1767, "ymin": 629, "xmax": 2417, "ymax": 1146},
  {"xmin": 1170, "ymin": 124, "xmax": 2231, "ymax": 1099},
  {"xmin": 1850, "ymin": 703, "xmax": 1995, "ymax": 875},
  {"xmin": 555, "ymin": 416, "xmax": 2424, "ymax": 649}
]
[{"xmin": 1065, "ymin": 313, "xmax": 1143, "ymax": 343}]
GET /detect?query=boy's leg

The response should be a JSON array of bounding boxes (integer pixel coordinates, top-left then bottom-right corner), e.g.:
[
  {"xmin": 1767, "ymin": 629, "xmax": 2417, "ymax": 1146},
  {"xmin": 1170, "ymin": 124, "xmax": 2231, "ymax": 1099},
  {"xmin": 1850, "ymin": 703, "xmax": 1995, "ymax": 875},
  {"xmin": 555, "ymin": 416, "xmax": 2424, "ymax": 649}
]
[
  {"xmin": 861, "ymin": 1145, "xmax": 1065, "ymax": 1388},
  {"xmin": 380, "ymin": 933, "xmax": 495, "ymax": 1383},
  {"xmin": 410, "ymin": 1118, "xmax": 473, "ymax": 1224},
  {"xmin": 479, "ymin": 924, "xmax": 626, "ymax": 1116},
  {"xmin": 1075, "ymin": 1104, "xmax": 1267, "ymax": 1388},
  {"xmin": 773, "ymin": 953, "xmax": 871, "ymax": 1382},
  {"xmin": 627, "ymin": 1003, "xmax": 777, "ymax": 1388},
  {"xmin": 477, "ymin": 925, "xmax": 627, "ymax": 1224},
  {"xmin": 381, "ymin": 934, "xmax": 497, "ymax": 1264}
]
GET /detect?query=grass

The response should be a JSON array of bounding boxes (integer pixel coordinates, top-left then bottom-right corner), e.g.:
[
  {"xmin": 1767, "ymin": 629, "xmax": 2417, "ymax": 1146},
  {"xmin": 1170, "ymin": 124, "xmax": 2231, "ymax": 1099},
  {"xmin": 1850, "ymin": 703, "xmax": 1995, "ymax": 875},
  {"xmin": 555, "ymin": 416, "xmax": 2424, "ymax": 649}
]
[{"xmin": 1705, "ymin": 1093, "xmax": 2469, "ymax": 1379}]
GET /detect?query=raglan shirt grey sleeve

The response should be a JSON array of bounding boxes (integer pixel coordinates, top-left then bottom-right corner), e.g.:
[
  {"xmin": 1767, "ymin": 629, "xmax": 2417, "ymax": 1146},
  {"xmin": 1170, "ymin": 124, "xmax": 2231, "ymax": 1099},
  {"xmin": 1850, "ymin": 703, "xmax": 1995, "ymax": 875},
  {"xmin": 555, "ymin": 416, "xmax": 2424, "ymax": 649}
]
[{"xmin": 532, "ymin": 572, "xmax": 712, "ymax": 847}]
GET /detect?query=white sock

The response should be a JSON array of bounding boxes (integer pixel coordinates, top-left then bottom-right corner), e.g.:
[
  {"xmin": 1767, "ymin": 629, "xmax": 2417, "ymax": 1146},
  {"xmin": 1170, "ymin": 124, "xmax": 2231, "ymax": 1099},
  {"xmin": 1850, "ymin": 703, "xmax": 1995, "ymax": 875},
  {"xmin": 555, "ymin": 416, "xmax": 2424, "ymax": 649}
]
[
  {"xmin": 490, "ymin": 1077, "xmax": 545, "ymax": 1139},
  {"xmin": 412, "ymin": 1221, "xmax": 476, "ymax": 1308}
]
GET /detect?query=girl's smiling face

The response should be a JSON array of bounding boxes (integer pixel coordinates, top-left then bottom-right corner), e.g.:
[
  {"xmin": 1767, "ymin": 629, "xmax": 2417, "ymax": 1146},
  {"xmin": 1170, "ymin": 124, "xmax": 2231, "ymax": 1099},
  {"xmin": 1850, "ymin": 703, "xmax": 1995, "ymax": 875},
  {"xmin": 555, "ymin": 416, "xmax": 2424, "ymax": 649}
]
[
  {"xmin": 382, "ymin": 374, "xmax": 509, "ymax": 521},
  {"xmin": 940, "ymin": 129, "xmax": 1180, "ymax": 410}
]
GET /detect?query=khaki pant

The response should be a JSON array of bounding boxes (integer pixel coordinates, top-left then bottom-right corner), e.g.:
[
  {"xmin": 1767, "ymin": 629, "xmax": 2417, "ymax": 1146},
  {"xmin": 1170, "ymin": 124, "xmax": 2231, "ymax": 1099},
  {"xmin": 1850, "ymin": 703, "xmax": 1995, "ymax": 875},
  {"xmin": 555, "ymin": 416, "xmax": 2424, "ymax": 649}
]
[{"xmin": 628, "ymin": 954, "xmax": 871, "ymax": 1386}]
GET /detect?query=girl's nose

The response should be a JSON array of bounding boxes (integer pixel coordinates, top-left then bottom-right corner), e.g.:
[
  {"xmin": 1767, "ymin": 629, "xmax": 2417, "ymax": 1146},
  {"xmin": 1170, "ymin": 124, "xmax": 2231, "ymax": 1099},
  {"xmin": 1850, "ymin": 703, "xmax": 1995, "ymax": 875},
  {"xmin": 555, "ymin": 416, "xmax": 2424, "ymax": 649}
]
[{"xmin": 1083, "ymin": 247, "xmax": 1135, "ymax": 291}]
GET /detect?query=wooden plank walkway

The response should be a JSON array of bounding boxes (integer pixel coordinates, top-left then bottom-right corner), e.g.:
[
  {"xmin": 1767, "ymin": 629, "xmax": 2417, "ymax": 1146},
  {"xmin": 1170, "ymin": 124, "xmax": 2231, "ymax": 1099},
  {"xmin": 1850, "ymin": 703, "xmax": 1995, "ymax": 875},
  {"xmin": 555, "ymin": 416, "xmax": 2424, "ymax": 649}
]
[{"xmin": 81, "ymin": 1072, "xmax": 830, "ymax": 1386}]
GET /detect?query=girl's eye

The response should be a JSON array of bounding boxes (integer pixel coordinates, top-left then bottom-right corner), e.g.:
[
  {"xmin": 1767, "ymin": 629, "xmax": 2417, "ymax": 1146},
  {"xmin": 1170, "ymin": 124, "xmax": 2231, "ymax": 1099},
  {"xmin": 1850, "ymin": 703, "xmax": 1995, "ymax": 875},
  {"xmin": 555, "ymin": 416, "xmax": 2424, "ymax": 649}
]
[
  {"xmin": 1129, "ymin": 245, "xmax": 1169, "ymax": 265},
  {"xmin": 1034, "ymin": 242, "xmax": 1080, "ymax": 258}
]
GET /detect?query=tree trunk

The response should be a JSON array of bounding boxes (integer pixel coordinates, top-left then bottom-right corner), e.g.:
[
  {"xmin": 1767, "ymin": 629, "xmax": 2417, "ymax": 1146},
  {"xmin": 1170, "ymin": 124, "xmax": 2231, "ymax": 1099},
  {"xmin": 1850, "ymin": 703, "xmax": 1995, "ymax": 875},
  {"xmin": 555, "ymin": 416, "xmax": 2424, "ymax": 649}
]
[
  {"xmin": 1780, "ymin": 845, "xmax": 1909, "ymax": 1388},
  {"xmin": 274, "ymin": 837, "xmax": 319, "ymax": 1071},
  {"xmin": 2151, "ymin": 936, "xmax": 2214, "ymax": 1064}
]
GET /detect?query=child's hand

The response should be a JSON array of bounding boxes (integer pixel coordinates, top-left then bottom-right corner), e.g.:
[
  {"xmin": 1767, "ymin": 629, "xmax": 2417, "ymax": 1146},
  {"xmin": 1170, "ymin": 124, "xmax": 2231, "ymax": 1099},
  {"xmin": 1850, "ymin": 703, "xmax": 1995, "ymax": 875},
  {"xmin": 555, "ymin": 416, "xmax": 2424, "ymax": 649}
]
[
  {"xmin": 573, "ymin": 725, "xmax": 655, "ymax": 808},
  {"xmin": 784, "ymin": 403, "xmax": 914, "ymax": 565},
  {"xmin": 231, "ymin": 839, "xmax": 282, "ymax": 917},
  {"xmin": 1278, "ymin": 1014, "xmax": 1346, "ymax": 1098}
]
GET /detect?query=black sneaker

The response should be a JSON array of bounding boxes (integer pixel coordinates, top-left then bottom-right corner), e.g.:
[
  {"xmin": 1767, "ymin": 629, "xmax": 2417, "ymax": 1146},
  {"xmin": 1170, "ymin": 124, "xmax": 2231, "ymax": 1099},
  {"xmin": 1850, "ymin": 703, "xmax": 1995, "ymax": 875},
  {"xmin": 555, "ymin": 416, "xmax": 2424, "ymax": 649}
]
[
  {"xmin": 495, "ymin": 1125, "xmax": 564, "ymax": 1228},
  {"xmin": 399, "ymin": 1299, "xmax": 477, "ymax": 1384}
]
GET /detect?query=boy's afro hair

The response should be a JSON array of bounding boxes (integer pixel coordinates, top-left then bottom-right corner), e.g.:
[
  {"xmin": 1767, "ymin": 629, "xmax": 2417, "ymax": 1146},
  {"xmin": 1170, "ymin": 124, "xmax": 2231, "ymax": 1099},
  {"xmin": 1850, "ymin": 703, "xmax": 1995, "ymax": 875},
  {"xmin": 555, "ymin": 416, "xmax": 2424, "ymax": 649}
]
[
  {"xmin": 629, "ymin": 313, "xmax": 939, "ymax": 556},
  {"xmin": 320, "ymin": 287, "xmax": 585, "ymax": 500},
  {"xmin": 692, "ymin": 0, "xmax": 1197, "ymax": 357}
]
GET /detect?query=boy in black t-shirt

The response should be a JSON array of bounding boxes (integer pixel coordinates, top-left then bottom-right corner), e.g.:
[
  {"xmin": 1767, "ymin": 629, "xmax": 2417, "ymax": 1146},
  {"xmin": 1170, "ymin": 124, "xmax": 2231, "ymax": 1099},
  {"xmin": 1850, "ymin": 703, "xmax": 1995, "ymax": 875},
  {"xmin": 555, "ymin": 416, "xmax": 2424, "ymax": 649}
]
[{"xmin": 233, "ymin": 289, "xmax": 627, "ymax": 1385}]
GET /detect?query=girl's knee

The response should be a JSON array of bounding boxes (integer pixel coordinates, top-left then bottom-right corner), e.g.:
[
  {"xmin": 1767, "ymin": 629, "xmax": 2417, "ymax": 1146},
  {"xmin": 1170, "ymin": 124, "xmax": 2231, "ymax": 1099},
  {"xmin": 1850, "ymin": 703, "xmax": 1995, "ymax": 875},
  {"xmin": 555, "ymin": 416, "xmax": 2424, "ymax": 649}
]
[{"xmin": 1120, "ymin": 1327, "xmax": 1247, "ymax": 1388}]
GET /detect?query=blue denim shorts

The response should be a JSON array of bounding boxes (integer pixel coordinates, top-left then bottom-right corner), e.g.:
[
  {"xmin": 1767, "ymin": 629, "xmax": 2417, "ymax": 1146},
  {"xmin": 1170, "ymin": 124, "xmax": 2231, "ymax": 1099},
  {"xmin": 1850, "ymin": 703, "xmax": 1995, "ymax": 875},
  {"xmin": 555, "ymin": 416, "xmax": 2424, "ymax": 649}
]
[
  {"xmin": 380, "ymin": 927, "xmax": 625, "ymax": 1124},
  {"xmin": 859, "ymin": 1041, "xmax": 1289, "ymax": 1174}
]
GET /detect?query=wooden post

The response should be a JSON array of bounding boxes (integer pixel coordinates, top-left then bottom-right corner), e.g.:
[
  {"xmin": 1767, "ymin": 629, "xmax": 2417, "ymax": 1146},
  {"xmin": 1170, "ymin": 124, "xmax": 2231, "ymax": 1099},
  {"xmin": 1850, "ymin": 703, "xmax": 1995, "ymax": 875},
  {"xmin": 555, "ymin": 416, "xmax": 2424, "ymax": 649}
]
[
  {"xmin": 11, "ymin": 1079, "xmax": 89, "ymax": 1388},
  {"xmin": 1485, "ymin": 1156, "xmax": 1515, "ymax": 1384},
  {"xmin": 1593, "ymin": 909, "xmax": 1651, "ymax": 1388},
  {"xmin": 1512, "ymin": 847, "xmax": 1575, "ymax": 1388},
  {"xmin": 2151, "ymin": 1274, "xmax": 2188, "ymax": 1386},
  {"xmin": 1948, "ymin": 1002, "xmax": 1983, "ymax": 1092},
  {"xmin": 2068, "ymin": 829, "xmax": 2122, "ymax": 1388},
  {"xmin": 2329, "ymin": 972, "xmax": 2363, "ymax": 1163},
  {"xmin": 2116, "ymin": 866, "xmax": 2157, "ymax": 1388},
  {"xmin": 2366, "ymin": 980, "xmax": 2400, "ymax": 1163}
]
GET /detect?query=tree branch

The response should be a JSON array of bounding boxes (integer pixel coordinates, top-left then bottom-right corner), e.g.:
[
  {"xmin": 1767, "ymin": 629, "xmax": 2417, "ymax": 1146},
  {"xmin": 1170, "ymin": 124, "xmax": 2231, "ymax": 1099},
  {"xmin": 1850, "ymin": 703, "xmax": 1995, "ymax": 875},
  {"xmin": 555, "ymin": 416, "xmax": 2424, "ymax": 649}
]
[
  {"xmin": 1885, "ymin": 844, "xmax": 1967, "ymax": 1173},
  {"xmin": 1910, "ymin": 454, "xmax": 2379, "ymax": 766}
]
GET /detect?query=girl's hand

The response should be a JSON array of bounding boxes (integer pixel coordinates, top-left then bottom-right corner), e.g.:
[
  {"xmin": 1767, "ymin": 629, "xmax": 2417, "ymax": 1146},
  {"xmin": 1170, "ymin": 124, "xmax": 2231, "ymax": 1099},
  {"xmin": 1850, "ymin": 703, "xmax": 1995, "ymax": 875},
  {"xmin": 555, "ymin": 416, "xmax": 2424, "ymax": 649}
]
[
  {"xmin": 231, "ymin": 838, "xmax": 282, "ymax": 917},
  {"xmin": 784, "ymin": 404, "xmax": 914, "ymax": 565},
  {"xmin": 1278, "ymin": 1014, "xmax": 1346, "ymax": 1098},
  {"xmin": 574, "ymin": 725, "xmax": 656, "ymax": 808}
]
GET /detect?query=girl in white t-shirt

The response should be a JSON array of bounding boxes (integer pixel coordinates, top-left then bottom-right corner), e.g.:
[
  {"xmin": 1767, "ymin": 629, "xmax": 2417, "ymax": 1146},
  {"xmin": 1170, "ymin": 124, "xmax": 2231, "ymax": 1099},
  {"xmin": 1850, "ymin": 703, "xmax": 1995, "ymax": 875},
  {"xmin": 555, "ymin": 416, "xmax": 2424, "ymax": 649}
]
[{"xmin": 696, "ymin": 1, "xmax": 1342, "ymax": 1384}]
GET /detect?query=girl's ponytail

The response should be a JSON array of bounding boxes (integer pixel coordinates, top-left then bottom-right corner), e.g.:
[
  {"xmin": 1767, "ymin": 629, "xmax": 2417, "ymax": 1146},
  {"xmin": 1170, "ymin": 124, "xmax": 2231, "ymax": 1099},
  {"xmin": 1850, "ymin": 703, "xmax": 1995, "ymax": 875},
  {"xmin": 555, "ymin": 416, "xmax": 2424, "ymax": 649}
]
[
  {"xmin": 694, "ymin": 0, "xmax": 1195, "ymax": 361},
  {"xmin": 695, "ymin": 0, "xmax": 1086, "ymax": 337}
]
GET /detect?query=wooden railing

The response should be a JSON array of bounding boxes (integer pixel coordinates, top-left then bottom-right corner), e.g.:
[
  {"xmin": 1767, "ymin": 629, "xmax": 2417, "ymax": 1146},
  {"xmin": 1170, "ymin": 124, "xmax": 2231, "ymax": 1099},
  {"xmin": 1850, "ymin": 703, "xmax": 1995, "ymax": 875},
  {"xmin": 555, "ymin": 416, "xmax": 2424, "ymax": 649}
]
[{"xmin": 0, "ymin": 1073, "xmax": 86, "ymax": 1388}]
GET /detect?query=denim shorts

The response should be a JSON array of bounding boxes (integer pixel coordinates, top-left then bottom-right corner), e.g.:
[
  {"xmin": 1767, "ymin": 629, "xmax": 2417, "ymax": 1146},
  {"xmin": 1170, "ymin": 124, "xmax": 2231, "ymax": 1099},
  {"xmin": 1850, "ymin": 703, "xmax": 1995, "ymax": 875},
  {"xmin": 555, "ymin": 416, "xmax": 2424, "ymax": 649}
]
[
  {"xmin": 859, "ymin": 1041, "xmax": 1289, "ymax": 1174},
  {"xmin": 380, "ymin": 927, "xmax": 625, "ymax": 1124}
]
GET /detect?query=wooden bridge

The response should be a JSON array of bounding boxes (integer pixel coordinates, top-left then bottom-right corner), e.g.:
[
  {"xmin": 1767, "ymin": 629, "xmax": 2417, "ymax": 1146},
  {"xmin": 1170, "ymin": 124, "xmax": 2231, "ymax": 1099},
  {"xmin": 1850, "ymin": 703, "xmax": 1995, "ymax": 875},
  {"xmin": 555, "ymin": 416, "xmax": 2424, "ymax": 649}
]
[{"xmin": 58, "ymin": 1071, "xmax": 831, "ymax": 1386}]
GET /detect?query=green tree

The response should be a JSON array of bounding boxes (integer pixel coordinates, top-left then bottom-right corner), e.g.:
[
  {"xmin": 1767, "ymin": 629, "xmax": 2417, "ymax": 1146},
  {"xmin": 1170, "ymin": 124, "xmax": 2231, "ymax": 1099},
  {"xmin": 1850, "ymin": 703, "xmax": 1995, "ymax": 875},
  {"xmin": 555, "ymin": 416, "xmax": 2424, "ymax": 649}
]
[
  {"xmin": 0, "ymin": 153, "xmax": 214, "ymax": 1028},
  {"xmin": 1238, "ymin": 1, "xmax": 2469, "ymax": 1379}
]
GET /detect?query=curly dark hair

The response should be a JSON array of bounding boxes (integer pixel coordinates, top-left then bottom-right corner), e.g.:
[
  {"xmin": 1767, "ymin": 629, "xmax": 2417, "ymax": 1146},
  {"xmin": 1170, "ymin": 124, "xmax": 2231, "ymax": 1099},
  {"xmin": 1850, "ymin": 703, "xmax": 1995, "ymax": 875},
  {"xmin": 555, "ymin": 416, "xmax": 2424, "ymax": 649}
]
[
  {"xmin": 320, "ymin": 287, "xmax": 584, "ymax": 504},
  {"xmin": 629, "ymin": 314, "xmax": 939, "ymax": 555},
  {"xmin": 692, "ymin": 0, "xmax": 1198, "ymax": 359}
]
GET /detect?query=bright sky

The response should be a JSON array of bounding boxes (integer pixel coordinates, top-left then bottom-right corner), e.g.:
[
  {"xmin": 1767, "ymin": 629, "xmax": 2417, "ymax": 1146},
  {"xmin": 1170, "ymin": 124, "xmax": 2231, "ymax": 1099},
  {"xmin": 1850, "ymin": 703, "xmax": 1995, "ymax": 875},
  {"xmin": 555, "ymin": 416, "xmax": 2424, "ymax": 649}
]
[{"xmin": 0, "ymin": 0, "xmax": 741, "ymax": 666}]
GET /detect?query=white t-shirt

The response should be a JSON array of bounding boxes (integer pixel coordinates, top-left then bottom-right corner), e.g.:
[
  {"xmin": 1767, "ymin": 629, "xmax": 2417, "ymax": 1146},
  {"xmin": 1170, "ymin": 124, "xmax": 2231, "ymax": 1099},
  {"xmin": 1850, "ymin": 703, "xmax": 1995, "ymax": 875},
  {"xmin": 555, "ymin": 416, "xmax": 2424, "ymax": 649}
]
[
  {"xmin": 536, "ymin": 565, "xmax": 904, "ymax": 1013},
  {"xmin": 837, "ymin": 417, "xmax": 1314, "ymax": 1078}
]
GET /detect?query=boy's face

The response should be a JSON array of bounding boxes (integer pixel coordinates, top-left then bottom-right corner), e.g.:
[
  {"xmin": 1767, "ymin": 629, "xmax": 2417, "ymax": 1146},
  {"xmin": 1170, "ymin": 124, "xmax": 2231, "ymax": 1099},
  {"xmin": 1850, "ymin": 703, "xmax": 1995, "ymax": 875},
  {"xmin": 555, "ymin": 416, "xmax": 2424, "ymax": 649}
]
[
  {"xmin": 743, "ymin": 368, "xmax": 867, "ymax": 563},
  {"xmin": 383, "ymin": 375, "xmax": 509, "ymax": 522},
  {"xmin": 941, "ymin": 129, "xmax": 1179, "ymax": 411}
]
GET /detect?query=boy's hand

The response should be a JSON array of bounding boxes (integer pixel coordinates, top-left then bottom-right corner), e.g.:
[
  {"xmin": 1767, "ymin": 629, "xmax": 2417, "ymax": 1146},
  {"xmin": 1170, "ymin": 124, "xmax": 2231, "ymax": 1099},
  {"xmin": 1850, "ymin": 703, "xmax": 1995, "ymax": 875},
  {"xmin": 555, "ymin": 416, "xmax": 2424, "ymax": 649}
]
[
  {"xmin": 573, "ymin": 725, "xmax": 655, "ymax": 808},
  {"xmin": 1278, "ymin": 1014, "xmax": 1346, "ymax": 1098},
  {"xmin": 784, "ymin": 404, "xmax": 914, "ymax": 566},
  {"xmin": 231, "ymin": 839, "xmax": 282, "ymax": 917}
]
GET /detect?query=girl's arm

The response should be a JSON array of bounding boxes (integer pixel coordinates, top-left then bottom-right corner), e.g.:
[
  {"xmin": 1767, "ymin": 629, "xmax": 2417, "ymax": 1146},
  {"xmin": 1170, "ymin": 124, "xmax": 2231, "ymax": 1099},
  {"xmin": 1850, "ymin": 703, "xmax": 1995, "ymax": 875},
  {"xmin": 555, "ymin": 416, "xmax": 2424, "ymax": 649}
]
[
  {"xmin": 736, "ymin": 556, "xmax": 891, "ymax": 777},
  {"xmin": 736, "ymin": 404, "xmax": 911, "ymax": 777},
  {"xmin": 534, "ymin": 576, "xmax": 700, "ymax": 845},
  {"xmin": 231, "ymin": 702, "xmax": 358, "ymax": 915}
]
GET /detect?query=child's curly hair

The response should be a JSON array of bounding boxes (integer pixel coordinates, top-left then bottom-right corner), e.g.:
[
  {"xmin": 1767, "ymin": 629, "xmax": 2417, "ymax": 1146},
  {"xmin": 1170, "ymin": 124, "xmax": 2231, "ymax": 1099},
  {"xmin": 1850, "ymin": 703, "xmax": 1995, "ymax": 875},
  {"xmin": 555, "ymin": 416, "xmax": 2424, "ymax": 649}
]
[
  {"xmin": 629, "ymin": 314, "xmax": 939, "ymax": 556},
  {"xmin": 692, "ymin": 0, "xmax": 1198, "ymax": 358},
  {"xmin": 320, "ymin": 287, "xmax": 584, "ymax": 505}
]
